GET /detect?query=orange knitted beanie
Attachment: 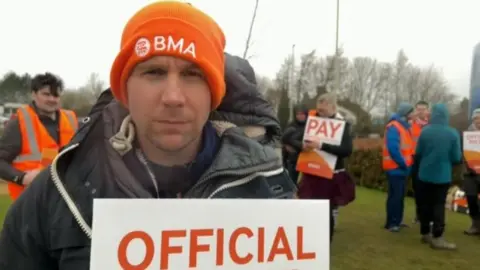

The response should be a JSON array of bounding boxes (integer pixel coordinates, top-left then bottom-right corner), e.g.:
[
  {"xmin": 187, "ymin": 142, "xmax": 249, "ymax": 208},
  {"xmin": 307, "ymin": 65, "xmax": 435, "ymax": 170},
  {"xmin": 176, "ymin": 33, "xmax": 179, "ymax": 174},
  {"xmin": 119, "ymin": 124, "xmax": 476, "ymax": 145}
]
[{"xmin": 110, "ymin": 1, "xmax": 226, "ymax": 109}]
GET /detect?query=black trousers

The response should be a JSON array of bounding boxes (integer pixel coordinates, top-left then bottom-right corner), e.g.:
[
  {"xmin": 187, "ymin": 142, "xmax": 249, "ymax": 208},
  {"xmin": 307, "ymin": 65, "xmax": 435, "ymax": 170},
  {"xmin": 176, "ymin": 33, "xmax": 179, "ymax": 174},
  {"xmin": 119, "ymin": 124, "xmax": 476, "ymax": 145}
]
[
  {"xmin": 330, "ymin": 202, "xmax": 334, "ymax": 242},
  {"xmin": 412, "ymin": 178, "xmax": 420, "ymax": 218},
  {"xmin": 467, "ymin": 195, "xmax": 480, "ymax": 220},
  {"xmin": 464, "ymin": 174, "xmax": 480, "ymax": 220},
  {"xmin": 415, "ymin": 180, "xmax": 449, "ymax": 237}
]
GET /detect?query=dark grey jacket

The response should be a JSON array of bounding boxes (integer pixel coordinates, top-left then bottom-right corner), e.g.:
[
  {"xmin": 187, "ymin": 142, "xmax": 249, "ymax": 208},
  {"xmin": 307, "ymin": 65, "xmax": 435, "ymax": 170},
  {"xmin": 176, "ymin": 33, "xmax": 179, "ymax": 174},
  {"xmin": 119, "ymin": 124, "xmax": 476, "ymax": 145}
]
[
  {"xmin": 0, "ymin": 57, "xmax": 294, "ymax": 270},
  {"xmin": 210, "ymin": 53, "xmax": 281, "ymax": 146}
]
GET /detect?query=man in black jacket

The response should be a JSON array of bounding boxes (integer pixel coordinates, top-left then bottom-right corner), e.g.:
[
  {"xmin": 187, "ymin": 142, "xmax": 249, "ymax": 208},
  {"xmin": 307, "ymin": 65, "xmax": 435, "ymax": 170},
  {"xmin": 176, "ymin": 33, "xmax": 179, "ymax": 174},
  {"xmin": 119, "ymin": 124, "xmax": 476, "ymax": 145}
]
[
  {"xmin": 463, "ymin": 108, "xmax": 480, "ymax": 235},
  {"xmin": 282, "ymin": 104, "xmax": 308, "ymax": 184},
  {"xmin": 0, "ymin": 2, "xmax": 295, "ymax": 269}
]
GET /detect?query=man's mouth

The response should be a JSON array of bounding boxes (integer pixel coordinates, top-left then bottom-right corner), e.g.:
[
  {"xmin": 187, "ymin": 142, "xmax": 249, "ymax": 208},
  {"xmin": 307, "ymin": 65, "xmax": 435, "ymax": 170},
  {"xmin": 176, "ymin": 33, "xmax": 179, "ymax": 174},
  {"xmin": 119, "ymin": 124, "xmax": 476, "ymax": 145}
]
[{"xmin": 155, "ymin": 120, "xmax": 190, "ymax": 127}]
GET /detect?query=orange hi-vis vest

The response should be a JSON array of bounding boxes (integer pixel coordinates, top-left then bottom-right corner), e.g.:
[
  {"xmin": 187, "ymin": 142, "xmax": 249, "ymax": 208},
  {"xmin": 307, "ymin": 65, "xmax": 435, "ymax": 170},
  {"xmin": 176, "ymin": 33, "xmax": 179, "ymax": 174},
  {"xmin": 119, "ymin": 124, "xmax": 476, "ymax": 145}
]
[
  {"xmin": 8, "ymin": 106, "xmax": 78, "ymax": 201},
  {"xmin": 410, "ymin": 121, "xmax": 423, "ymax": 151},
  {"xmin": 382, "ymin": 121, "xmax": 414, "ymax": 171}
]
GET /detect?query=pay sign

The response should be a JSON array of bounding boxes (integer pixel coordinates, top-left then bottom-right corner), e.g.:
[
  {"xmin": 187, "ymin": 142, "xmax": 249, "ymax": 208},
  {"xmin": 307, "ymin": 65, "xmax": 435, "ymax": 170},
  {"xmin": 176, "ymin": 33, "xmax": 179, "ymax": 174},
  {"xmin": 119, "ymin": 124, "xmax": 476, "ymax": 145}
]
[
  {"xmin": 304, "ymin": 117, "xmax": 345, "ymax": 145},
  {"xmin": 90, "ymin": 199, "xmax": 330, "ymax": 270}
]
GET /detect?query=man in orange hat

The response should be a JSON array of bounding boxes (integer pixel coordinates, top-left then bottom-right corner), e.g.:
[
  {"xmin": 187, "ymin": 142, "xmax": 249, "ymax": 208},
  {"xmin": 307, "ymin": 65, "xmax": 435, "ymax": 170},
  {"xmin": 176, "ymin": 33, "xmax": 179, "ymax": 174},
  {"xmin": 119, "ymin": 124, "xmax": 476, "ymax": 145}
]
[{"xmin": 0, "ymin": 2, "xmax": 294, "ymax": 268}]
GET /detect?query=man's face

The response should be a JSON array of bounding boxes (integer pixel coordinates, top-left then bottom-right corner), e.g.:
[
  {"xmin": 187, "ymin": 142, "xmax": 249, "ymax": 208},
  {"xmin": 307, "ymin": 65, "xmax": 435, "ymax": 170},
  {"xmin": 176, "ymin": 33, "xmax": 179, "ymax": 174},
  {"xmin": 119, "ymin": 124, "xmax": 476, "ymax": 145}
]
[
  {"xmin": 316, "ymin": 100, "xmax": 334, "ymax": 117},
  {"xmin": 473, "ymin": 117, "xmax": 480, "ymax": 130},
  {"xmin": 296, "ymin": 111, "xmax": 306, "ymax": 122},
  {"xmin": 127, "ymin": 56, "xmax": 211, "ymax": 153},
  {"xmin": 415, "ymin": 104, "xmax": 429, "ymax": 120},
  {"xmin": 32, "ymin": 86, "xmax": 61, "ymax": 113}
]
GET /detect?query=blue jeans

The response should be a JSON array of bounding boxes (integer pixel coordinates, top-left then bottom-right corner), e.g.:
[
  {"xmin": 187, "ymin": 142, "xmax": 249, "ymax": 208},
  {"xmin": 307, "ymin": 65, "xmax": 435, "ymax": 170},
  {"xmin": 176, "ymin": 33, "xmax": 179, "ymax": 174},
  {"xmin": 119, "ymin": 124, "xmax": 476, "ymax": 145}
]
[{"xmin": 385, "ymin": 175, "xmax": 407, "ymax": 228}]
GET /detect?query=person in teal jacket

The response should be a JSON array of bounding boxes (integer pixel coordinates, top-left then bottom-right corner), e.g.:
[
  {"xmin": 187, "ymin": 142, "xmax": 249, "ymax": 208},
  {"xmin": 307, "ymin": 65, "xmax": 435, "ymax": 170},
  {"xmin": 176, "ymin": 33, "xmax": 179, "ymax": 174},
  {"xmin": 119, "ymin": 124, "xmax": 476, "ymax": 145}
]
[{"xmin": 414, "ymin": 103, "xmax": 461, "ymax": 250}]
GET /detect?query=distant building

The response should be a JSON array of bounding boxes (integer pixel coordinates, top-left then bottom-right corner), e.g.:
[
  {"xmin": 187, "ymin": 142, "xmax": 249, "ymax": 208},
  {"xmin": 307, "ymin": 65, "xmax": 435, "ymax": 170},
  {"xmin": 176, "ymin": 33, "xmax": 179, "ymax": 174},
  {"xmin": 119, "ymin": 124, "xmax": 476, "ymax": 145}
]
[{"xmin": 0, "ymin": 102, "xmax": 25, "ymax": 118}]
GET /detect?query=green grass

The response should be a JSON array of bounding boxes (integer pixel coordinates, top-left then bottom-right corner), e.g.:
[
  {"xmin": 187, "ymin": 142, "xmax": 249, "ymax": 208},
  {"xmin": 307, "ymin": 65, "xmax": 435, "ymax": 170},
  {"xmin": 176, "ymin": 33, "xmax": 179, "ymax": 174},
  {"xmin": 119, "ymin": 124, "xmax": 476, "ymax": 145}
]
[
  {"xmin": 332, "ymin": 187, "xmax": 478, "ymax": 270},
  {"xmin": 0, "ymin": 195, "xmax": 11, "ymax": 229},
  {"xmin": 0, "ymin": 189, "xmax": 477, "ymax": 269}
]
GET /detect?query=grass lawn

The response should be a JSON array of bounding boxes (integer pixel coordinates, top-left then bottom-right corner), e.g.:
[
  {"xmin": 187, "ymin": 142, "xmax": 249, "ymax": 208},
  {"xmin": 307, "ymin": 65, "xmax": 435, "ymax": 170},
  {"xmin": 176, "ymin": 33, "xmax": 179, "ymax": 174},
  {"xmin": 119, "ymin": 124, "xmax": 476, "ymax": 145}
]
[
  {"xmin": 0, "ymin": 188, "xmax": 477, "ymax": 269},
  {"xmin": 332, "ymin": 187, "xmax": 478, "ymax": 270},
  {"xmin": 0, "ymin": 195, "xmax": 10, "ymax": 230}
]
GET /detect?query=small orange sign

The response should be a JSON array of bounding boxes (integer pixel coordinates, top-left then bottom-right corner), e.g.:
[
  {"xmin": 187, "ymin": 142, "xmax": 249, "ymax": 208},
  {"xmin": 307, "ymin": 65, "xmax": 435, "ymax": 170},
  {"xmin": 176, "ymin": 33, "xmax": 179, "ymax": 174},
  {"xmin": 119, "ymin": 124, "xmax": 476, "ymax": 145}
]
[
  {"xmin": 296, "ymin": 150, "xmax": 335, "ymax": 179},
  {"xmin": 463, "ymin": 131, "xmax": 480, "ymax": 174}
]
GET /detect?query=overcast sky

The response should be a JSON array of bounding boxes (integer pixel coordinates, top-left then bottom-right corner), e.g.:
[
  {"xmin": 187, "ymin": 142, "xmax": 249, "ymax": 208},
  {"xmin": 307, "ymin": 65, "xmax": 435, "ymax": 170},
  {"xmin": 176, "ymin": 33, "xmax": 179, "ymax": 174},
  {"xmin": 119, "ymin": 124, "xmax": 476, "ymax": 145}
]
[{"xmin": 0, "ymin": 0, "xmax": 478, "ymax": 97}]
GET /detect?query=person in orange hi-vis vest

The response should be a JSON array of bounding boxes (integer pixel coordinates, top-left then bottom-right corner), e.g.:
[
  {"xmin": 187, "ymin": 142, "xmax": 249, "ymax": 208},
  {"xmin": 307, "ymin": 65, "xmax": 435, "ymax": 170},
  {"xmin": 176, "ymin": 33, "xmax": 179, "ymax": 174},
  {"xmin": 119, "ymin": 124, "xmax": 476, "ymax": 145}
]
[
  {"xmin": 0, "ymin": 73, "xmax": 78, "ymax": 201},
  {"xmin": 383, "ymin": 102, "xmax": 415, "ymax": 232},
  {"xmin": 410, "ymin": 100, "xmax": 430, "ymax": 150},
  {"xmin": 410, "ymin": 100, "xmax": 430, "ymax": 224}
]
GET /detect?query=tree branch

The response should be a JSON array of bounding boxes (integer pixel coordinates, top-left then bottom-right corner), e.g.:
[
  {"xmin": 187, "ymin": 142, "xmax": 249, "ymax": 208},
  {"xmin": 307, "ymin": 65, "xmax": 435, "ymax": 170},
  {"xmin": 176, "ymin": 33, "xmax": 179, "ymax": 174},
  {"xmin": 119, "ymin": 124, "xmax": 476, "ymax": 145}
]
[{"xmin": 243, "ymin": 0, "xmax": 259, "ymax": 59}]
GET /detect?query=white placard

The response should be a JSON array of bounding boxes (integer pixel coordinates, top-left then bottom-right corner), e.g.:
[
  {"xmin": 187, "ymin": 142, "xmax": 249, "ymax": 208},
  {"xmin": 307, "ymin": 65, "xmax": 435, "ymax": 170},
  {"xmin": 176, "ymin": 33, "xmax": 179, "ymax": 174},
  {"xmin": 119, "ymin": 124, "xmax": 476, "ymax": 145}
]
[
  {"xmin": 303, "ymin": 116, "xmax": 346, "ymax": 145},
  {"xmin": 90, "ymin": 199, "xmax": 330, "ymax": 270}
]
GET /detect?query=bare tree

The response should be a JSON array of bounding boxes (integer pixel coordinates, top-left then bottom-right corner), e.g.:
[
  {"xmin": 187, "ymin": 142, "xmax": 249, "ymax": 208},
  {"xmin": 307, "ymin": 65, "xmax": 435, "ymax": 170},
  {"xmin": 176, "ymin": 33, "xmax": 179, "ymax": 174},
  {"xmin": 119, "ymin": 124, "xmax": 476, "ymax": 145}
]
[
  {"xmin": 404, "ymin": 65, "xmax": 422, "ymax": 103},
  {"xmin": 242, "ymin": 0, "xmax": 259, "ymax": 59},
  {"xmin": 346, "ymin": 57, "xmax": 388, "ymax": 113},
  {"xmin": 269, "ymin": 47, "xmax": 457, "ymax": 121},
  {"xmin": 81, "ymin": 72, "xmax": 105, "ymax": 102},
  {"xmin": 264, "ymin": 56, "xmax": 293, "ymax": 111},
  {"xmin": 417, "ymin": 65, "xmax": 447, "ymax": 103},
  {"xmin": 61, "ymin": 89, "xmax": 95, "ymax": 116},
  {"xmin": 389, "ymin": 49, "xmax": 409, "ymax": 110},
  {"xmin": 295, "ymin": 50, "xmax": 316, "ymax": 103},
  {"xmin": 256, "ymin": 75, "xmax": 272, "ymax": 95}
]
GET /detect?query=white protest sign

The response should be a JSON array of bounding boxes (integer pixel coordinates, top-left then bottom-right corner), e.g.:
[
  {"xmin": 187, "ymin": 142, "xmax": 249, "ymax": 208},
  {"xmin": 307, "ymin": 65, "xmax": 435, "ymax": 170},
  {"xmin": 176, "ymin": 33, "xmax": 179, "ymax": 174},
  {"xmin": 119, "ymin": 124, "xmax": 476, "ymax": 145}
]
[
  {"xmin": 90, "ymin": 199, "xmax": 329, "ymax": 270},
  {"xmin": 303, "ymin": 116, "xmax": 346, "ymax": 145},
  {"xmin": 296, "ymin": 116, "xmax": 346, "ymax": 179},
  {"xmin": 463, "ymin": 131, "xmax": 480, "ymax": 173}
]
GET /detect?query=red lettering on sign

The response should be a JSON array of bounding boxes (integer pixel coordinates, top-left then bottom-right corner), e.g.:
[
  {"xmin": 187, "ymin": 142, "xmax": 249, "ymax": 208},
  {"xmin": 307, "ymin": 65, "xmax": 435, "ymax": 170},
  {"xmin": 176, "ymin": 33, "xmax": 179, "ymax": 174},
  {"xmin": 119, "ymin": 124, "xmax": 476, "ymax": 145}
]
[
  {"xmin": 306, "ymin": 119, "xmax": 319, "ymax": 134},
  {"xmin": 296, "ymin": 226, "xmax": 316, "ymax": 260},
  {"xmin": 229, "ymin": 227, "xmax": 254, "ymax": 264},
  {"xmin": 189, "ymin": 229, "xmax": 214, "ymax": 267},
  {"xmin": 117, "ymin": 230, "xmax": 154, "ymax": 270},
  {"xmin": 267, "ymin": 227, "xmax": 293, "ymax": 261},
  {"xmin": 116, "ymin": 226, "xmax": 316, "ymax": 268},
  {"xmin": 329, "ymin": 122, "xmax": 342, "ymax": 138},
  {"xmin": 306, "ymin": 118, "xmax": 343, "ymax": 139},
  {"xmin": 160, "ymin": 230, "xmax": 186, "ymax": 269}
]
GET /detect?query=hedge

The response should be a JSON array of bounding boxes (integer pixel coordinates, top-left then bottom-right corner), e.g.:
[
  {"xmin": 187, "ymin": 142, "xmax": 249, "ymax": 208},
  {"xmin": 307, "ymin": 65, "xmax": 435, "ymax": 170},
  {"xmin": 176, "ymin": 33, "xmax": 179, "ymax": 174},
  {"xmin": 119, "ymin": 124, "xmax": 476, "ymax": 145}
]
[{"xmin": 347, "ymin": 138, "xmax": 464, "ymax": 196}]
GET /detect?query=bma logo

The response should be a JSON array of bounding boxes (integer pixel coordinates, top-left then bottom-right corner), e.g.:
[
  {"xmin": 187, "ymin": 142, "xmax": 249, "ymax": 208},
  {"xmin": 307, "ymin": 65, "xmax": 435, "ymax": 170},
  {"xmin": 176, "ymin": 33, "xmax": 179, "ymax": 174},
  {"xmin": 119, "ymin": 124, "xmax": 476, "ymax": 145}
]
[{"xmin": 135, "ymin": 37, "xmax": 151, "ymax": 57}]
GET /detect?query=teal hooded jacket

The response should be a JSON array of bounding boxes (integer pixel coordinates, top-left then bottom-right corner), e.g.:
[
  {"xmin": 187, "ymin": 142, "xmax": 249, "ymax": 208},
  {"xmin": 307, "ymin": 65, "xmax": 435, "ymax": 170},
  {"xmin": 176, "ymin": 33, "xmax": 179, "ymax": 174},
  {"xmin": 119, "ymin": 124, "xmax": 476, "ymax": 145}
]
[{"xmin": 415, "ymin": 103, "xmax": 462, "ymax": 184}]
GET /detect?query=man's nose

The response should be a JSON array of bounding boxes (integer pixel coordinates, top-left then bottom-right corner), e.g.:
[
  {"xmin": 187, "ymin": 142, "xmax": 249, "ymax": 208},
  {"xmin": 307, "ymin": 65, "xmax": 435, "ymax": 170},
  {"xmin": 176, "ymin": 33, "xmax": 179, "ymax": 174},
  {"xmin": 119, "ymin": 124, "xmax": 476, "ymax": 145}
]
[
  {"xmin": 161, "ymin": 74, "xmax": 186, "ymax": 107},
  {"xmin": 48, "ymin": 96, "xmax": 59, "ymax": 103}
]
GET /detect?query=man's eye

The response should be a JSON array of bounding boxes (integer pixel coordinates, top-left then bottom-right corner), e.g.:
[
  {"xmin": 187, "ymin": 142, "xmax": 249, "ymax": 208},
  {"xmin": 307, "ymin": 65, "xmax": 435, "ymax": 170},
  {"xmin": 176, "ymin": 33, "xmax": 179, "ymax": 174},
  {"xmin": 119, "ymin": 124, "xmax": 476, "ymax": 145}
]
[
  {"xmin": 183, "ymin": 70, "xmax": 204, "ymax": 78},
  {"xmin": 144, "ymin": 69, "xmax": 167, "ymax": 76}
]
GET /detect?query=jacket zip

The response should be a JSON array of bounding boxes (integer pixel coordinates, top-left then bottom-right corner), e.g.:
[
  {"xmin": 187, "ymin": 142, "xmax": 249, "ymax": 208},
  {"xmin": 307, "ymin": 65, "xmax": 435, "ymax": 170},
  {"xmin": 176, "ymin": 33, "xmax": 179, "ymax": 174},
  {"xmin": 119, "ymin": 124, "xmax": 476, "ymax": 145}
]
[
  {"xmin": 49, "ymin": 143, "xmax": 284, "ymax": 239},
  {"xmin": 206, "ymin": 167, "xmax": 284, "ymax": 198}
]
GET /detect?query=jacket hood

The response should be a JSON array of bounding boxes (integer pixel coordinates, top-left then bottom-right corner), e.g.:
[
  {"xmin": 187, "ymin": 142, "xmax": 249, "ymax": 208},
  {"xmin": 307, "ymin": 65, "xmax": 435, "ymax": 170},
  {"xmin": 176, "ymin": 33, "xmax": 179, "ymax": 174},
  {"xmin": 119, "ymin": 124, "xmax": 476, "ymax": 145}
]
[
  {"xmin": 396, "ymin": 102, "xmax": 414, "ymax": 117},
  {"xmin": 293, "ymin": 104, "xmax": 308, "ymax": 116},
  {"xmin": 209, "ymin": 53, "xmax": 281, "ymax": 145},
  {"xmin": 387, "ymin": 113, "xmax": 410, "ymax": 129},
  {"xmin": 429, "ymin": 103, "xmax": 449, "ymax": 125},
  {"xmin": 292, "ymin": 104, "xmax": 308, "ymax": 124}
]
